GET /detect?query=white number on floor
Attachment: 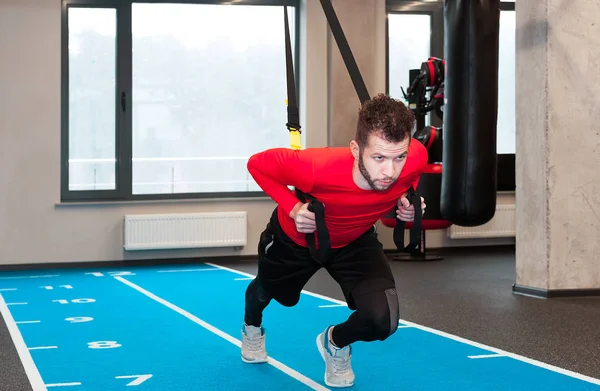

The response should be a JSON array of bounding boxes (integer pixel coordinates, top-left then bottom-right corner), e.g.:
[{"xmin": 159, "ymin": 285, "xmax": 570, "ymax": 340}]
[
  {"xmin": 88, "ymin": 341, "xmax": 121, "ymax": 349},
  {"xmin": 65, "ymin": 317, "xmax": 93, "ymax": 323},
  {"xmin": 53, "ymin": 298, "xmax": 96, "ymax": 304},
  {"xmin": 41, "ymin": 285, "xmax": 73, "ymax": 290},
  {"xmin": 85, "ymin": 271, "xmax": 136, "ymax": 277},
  {"xmin": 115, "ymin": 374, "xmax": 153, "ymax": 386}
]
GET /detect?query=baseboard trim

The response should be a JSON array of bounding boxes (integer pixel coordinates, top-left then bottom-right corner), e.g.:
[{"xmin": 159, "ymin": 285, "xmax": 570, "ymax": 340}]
[
  {"xmin": 512, "ymin": 284, "xmax": 600, "ymax": 298},
  {"xmin": 0, "ymin": 255, "xmax": 258, "ymax": 272},
  {"xmin": 0, "ymin": 245, "xmax": 516, "ymax": 272}
]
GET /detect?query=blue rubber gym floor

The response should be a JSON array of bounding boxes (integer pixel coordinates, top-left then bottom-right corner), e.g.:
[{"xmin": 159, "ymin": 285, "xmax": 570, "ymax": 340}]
[{"xmin": 0, "ymin": 263, "xmax": 599, "ymax": 391}]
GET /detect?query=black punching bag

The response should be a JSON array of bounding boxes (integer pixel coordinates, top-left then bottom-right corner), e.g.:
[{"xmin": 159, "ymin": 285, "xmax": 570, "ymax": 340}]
[{"xmin": 441, "ymin": 0, "xmax": 500, "ymax": 226}]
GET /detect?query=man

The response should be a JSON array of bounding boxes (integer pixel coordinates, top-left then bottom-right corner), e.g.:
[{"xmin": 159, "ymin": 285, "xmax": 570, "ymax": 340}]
[{"xmin": 242, "ymin": 93, "xmax": 428, "ymax": 388}]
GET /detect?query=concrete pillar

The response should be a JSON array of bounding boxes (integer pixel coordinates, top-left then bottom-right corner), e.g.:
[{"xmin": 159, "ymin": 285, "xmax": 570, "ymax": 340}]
[{"xmin": 515, "ymin": 0, "xmax": 600, "ymax": 297}]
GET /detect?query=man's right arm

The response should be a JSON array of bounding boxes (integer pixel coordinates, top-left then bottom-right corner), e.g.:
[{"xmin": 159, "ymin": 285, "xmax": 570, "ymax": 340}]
[{"xmin": 247, "ymin": 148, "xmax": 316, "ymax": 218}]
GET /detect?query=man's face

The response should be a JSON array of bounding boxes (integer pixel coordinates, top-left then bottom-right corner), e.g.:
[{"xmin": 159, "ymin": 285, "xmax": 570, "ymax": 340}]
[{"xmin": 351, "ymin": 132, "xmax": 410, "ymax": 191}]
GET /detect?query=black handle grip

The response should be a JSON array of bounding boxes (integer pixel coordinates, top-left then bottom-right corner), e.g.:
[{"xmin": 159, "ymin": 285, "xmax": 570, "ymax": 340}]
[{"xmin": 121, "ymin": 92, "xmax": 126, "ymax": 111}]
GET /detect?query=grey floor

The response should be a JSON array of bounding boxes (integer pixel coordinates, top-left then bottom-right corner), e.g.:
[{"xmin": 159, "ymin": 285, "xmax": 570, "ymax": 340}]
[{"xmin": 1, "ymin": 245, "xmax": 599, "ymax": 391}]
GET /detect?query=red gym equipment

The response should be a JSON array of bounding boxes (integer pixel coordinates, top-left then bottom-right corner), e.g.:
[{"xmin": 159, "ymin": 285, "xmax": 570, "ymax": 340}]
[
  {"xmin": 381, "ymin": 162, "xmax": 451, "ymax": 261},
  {"xmin": 382, "ymin": 58, "xmax": 452, "ymax": 261}
]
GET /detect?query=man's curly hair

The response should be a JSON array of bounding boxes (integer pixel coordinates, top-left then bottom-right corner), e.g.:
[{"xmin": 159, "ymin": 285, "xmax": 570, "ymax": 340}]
[{"xmin": 355, "ymin": 93, "xmax": 415, "ymax": 149}]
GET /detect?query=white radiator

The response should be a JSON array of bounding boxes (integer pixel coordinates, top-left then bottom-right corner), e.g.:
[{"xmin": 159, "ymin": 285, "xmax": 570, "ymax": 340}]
[
  {"xmin": 447, "ymin": 204, "xmax": 516, "ymax": 239},
  {"xmin": 123, "ymin": 212, "xmax": 247, "ymax": 250}
]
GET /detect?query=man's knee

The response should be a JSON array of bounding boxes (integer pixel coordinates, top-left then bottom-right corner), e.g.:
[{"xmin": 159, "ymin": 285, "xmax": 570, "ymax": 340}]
[
  {"xmin": 353, "ymin": 281, "xmax": 400, "ymax": 341},
  {"xmin": 276, "ymin": 293, "xmax": 301, "ymax": 307},
  {"xmin": 246, "ymin": 278, "xmax": 272, "ymax": 304},
  {"xmin": 368, "ymin": 288, "xmax": 400, "ymax": 340},
  {"xmin": 249, "ymin": 276, "xmax": 301, "ymax": 308}
]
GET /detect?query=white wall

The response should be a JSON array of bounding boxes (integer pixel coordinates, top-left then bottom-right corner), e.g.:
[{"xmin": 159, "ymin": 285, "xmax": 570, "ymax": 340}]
[{"xmin": 0, "ymin": 0, "xmax": 514, "ymax": 266}]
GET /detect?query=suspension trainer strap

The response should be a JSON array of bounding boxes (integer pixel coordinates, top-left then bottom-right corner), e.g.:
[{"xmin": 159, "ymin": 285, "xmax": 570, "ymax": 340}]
[
  {"xmin": 318, "ymin": 0, "xmax": 423, "ymax": 253},
  {"xmin": 283, "ymin": 1, "xmax": 301, "ymax": 150},
  {"xmin": 283, "ymin": 1, "xmax": 330, "ymax": 264},
  {"xmin": 295, "ymin": 191, "xmax": 331, "ymax": 264},
  {"xmin": 392, "ymin": 187, "xmax": 422, "ymax": 252},
  {"xmin": 318, "ymin": 0, "xmax": 370, "ymax": 104}
]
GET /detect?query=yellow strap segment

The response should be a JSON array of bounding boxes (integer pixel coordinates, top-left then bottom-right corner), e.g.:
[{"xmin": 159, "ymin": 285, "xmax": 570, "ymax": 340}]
[
  {"xmin": 286, "ymin": 98, "xmax": 302, "ymax": 150},
  {"xmin": 289, "ymin": 129, "xmax": 302, "ymax": 150}
]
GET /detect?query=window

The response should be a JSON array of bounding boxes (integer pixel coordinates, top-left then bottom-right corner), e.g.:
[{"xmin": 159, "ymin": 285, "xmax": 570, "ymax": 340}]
[
  {"xmin": 386, "ymin": 1, "xmax": 444, "ymax": 129},
  {"xmin": 498, "ymin": 4, "xmax": 516, "ymax": 154},
  {"xmin": 61, "ymin": 0, "xmax": 299, "ymax": 201},
  {"xmin": 66, "ymin": 7, "xmax": 117, "ymax": 192},
  {"xmin": 387, "ymin": 13, "xmax": 431, "ymax": 102}
]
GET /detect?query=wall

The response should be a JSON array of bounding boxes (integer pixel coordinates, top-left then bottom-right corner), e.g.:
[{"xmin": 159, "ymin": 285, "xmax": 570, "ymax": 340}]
[{"xmin": 0, "ymin": 0, "xmax": 514, "ymax": 266}]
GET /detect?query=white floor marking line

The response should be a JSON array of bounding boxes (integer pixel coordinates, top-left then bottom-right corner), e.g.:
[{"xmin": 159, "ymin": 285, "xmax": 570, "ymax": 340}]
[
  {"xmin": 115, "ymin": 374, "xmax": 153, "ymax": 386},
  {"xmin": 205, "ymin": 262, "xmax": 600, "ymax": 386},
  {"xmin": 318, "ymin": 304, "xmax": 346, "ymax": 308},
  {"xmin": 397, "ymin": 325, "xmax": 412, "ymax": 329},
  {"xmin": 0, "ymin": 295, "xmax": 47, "ymax": 391},
  {"xmin": 114, "ymin": 276, "xmax": 329, "ymax": 391},
  {"xmin": 157, "ymin": 268, "xmax": 220, "ymax": 273},
  {"xmin": 28, "ymin": 346, "xmax": 58, "ymax": 350},
  {"xmin": 16, "ymin": 320, "xmax": 41, "ymax": 324},
  {"xmin": 0, "ymin": 275, "xmax": 59, "ymax": 280},
  {"xmin": 468, "ymin": 354, "xmax": 506, "ymax": 359},
  {"xmin": 45, "ymin": 382, "xmax": 81, "ymax": 387},
  {"xmin": 0, "ymin": 288, "xmax": 17, "ymax": 291},
  {"xmin": 234, "ymin": 277, "xmax": 254, "ymax": 281},
  {"xmin": 7, "ymin": 302, "xmax": 28, "ymax": 306}
]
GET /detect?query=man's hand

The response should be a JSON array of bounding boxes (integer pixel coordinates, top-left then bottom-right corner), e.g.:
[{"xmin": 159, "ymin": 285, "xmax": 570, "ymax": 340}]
[
  {"xmin": 289, "ymin": 202, "xmax": 316, "ymax": 233},
  {"xmin": 397, "ymin": 193, "xmax": 426, "ymax": 222}
]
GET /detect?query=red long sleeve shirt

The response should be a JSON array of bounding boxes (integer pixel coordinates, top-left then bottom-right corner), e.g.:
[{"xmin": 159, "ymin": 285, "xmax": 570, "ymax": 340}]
[{"xmin": 247, "ymin": 141, "xmax": 428, "ymax": 248}]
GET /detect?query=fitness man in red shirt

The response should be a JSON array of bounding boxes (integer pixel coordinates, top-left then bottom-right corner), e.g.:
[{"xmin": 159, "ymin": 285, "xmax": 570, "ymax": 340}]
[{"xmin": 241, "ymin": 93, "xmax": 428, "ymax": 388}]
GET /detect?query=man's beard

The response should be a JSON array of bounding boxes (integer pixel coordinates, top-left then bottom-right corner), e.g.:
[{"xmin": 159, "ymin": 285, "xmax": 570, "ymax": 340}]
[{"xmin": 358, "ymin": 152, "xmax": 394, "ymax": 191}]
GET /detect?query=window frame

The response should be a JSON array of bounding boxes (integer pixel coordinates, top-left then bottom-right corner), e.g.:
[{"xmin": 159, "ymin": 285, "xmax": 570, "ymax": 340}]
[
  {"xmin": 385, "ymin": 0, "xmax": 516, "ymax": 191},
  {"xmin": 385, "ymin": 1, "xmax": 444, "ymax": 129},
  {"xmin": 60, "ymin": 0, "xmax": 301, "ymax": 202}
]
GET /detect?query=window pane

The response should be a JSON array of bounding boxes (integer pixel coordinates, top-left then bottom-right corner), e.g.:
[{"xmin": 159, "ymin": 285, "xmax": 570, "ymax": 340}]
[
  {"xmin": 68, "ymin": 8, "xmax": 117, "ymax": 191},
  {"xmin": 131, "ymin": 4, "xmax": 295, "ymax": 194},
  {"xmin": 387, "ymin": 13, "xmax": 431, "ymax": 106},
  {"xmin": 498, "ymin": 10, "xmax": 516, "ymax": 154}
]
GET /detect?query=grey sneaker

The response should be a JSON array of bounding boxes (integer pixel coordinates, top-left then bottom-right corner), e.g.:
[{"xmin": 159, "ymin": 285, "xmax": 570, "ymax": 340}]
[
  {"xmin": 241, "ymin": 324, "xmax": 268, "ymax": 363},
  {"xmin": 316, "ymin": 326, "xmax": 355, "ymax": 388}
]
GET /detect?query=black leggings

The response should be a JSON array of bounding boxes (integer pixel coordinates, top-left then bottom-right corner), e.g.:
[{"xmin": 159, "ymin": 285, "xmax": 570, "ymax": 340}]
[
  {"xmin": 244, "ymin": 208, "xmax": 400, "ymax": 348},
  {"xmin": 245, "ymin": 277, "xmax": 399, "ymax": 348}
]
